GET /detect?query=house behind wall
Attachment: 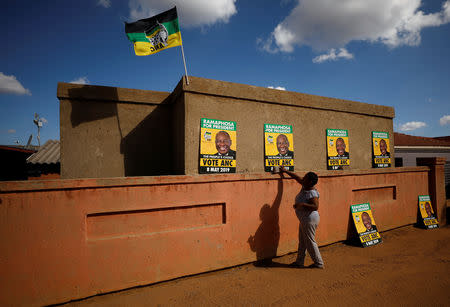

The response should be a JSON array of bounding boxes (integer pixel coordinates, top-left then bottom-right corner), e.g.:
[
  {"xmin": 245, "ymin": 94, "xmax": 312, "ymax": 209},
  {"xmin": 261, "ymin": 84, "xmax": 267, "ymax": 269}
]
[{"xmin": 394, "ymin": 132, "xmax": 450, "ymax": 197}]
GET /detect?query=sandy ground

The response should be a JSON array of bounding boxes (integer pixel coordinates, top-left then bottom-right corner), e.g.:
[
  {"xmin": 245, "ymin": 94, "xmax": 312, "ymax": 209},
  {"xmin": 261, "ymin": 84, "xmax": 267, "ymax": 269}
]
[{"xmin": 64, "ymin": 225, "xmax": 450, "ymax": 307}]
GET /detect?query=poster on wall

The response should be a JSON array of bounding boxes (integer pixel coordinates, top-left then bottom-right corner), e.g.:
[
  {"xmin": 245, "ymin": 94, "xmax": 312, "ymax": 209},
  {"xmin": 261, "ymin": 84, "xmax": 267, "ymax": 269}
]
[
  {"xmin": 326, "ymin": 129, "xmax": 350, "ymax": 170},
  {"xmin": 418, "ymin": 195, "xmax": 439, "ymax": 229},
  {"xmin": 372, "ymin": 131, "xmax": 391, "ymax": 168},
  {"xmin": 351, "ymin": 203, "xmax": 382, "ymax": 247},
  {"xmin": 264, "ymin": 124, "xmax": 294, "ymax": 172},
  {"xmin": 199, "ymin": 118, "xmax": 237, "ymax": 174}
]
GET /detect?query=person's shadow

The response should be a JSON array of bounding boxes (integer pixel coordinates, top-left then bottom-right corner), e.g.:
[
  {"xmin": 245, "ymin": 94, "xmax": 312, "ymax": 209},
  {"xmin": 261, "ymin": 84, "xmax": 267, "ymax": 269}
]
[{"xmin": 248, "ymin": 176, "xmax": 290, "ymax": 267}]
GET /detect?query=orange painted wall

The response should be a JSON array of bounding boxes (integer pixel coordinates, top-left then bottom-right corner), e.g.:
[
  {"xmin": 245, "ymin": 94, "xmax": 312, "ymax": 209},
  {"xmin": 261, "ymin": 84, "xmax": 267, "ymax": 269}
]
[{"xmin": 0, "ymin": 167, "xmax": 435, "ymax": 306}]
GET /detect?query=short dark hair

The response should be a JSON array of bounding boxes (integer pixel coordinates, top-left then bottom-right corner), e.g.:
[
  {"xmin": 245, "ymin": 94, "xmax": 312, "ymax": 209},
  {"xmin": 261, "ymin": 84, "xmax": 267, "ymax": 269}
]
[
  {"xmin": 216, "ymin": 131, "xmax": 231, "ymax": 140},
  {"xmin": 305, "ymin": 172, "xmax": 318, "ymax": 186}
]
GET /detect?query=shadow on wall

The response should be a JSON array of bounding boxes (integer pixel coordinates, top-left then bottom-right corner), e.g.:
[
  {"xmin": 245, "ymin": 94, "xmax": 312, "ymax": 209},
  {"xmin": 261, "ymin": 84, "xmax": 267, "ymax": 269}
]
[
  {"xmin": 69, "ymin": 86, "xmax": 119, "ymax": 128},
  {"xmin": 248, "ymin": 177, "xmax": 283, "ymax": 265},
  {"xmin": 68, "ymin": 86, "xmax": 180, "ymax": 177},
  {"xmin": 120, "ymin": 99, "xmax": 174, "ymax": 176}
]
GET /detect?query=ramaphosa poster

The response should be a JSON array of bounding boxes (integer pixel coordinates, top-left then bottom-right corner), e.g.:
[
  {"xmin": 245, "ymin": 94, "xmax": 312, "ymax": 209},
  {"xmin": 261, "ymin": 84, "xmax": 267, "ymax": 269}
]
[
  {"xmin": 351, "ymin": 203, "xmax": 382, "ymax": 247},
  {"xmin": 326, "ymin": 129, "xmax": 350, "ymax": 170},
  {"xmin": 264, "ymin": 124, "xmax": 294, "ymax": 172},
  {"xmin": 372, "ymin": 131, "xmax": 391, "ymax": 168},
  {"xmin": 418, "ymin": 195, "xmax": 439, "ymax": 229},
  {"xmin": 199, "ymin": 118, "xmax": 236, "ymax": 174}
]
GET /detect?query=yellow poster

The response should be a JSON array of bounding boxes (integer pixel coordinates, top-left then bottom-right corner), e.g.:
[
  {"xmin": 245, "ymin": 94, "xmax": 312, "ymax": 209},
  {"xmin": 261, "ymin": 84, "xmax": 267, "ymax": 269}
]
[
  {"xmin": 418, "ymin": 195, "xmax": 439, "ymax": 229},
  {"xmin": 264, "ymin": 124, "xmax": 294, "ymax": 172},
  {"xmin": 199, "ymin": 118, "xmax": 236, "ymax": 174},
  {"xmin": 326, "ymin": 129, "xmax": 350, "ymax": 170},
  {"xmin": 372, "ymin": 131, "xmax": 391, "ymax": 168},
  {"xmin": 351, "ymin": 203, "xmax": 381, "ymax": 247}
]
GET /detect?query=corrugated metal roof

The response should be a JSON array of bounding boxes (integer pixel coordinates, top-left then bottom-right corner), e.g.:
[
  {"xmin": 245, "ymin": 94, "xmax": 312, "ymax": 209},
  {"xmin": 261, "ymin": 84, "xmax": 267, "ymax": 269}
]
[{"xmin": 26, "ymin": 140, "xmax": 60, "ymax": 164}]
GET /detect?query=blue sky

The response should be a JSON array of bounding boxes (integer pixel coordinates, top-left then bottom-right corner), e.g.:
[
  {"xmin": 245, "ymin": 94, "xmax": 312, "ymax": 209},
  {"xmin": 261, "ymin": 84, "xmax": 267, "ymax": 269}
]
[{"xmin": 1, "ymin": 0, "xmax": 449, "ymax": 146}]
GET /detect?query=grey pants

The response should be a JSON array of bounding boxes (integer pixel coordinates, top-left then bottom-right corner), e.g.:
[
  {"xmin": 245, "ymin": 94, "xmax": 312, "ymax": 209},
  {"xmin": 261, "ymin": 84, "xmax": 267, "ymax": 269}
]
[{"xmin": 295, "ymin": 210, "xmax": 324, "ymax": 266}]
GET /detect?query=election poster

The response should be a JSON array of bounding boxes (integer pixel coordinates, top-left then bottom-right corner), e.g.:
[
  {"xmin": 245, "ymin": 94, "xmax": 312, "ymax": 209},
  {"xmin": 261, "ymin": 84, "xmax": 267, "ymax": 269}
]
[
  {"xmin": 199, "ymin": 118, "xmax": 237, "ymax": 174},
  {"xmin": 264, "ymin": 124, "xmax": 294, "ymax": 172},
  {"xmin": 326, "ymin": 129, "xmax": 350, "ymax": 170},
  {"xmin": 351, "ymin": 203, "xmax": 382, "ymax": 247},
  {"xmin": 372, "ymin": 131, "xmax": 391, "ymax": 168},
  {"xmin": 418, "ymin": 195, "xmax": 439, "ymax": 229}
]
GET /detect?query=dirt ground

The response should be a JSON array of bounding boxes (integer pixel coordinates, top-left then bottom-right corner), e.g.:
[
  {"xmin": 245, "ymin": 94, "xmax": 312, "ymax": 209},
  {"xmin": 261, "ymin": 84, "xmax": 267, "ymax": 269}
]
[{"xmin": 64, "ymin": 225, "xmax": 450, "ymax": 307}]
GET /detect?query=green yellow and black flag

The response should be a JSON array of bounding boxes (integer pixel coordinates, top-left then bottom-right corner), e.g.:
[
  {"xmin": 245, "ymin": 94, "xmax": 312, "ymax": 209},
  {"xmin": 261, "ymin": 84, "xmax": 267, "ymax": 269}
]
[{"xmin": 125, "ymin": 7, "xmax": 182, "ymax": 56}]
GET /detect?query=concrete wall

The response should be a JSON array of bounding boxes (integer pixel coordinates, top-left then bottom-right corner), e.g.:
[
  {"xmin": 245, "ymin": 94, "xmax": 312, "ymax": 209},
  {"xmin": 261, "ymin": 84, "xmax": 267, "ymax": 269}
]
[
  {"xmin": 396, "ymin": 148, "xmax": 450, "ymax": 197},
  {"xmin": 183, "ymin": 77, "xmax": 395, "ymax": 174},
  {"xmin": 2, "ymin": 165, "xmax": 446, "ymax": 306},
  {"xmin": 58, "ymin": 76, "xmax": 395, "ymax": 178},
  {"xmin": 58, "ymin": 82, "xmax": 180, "ymax": 179}
]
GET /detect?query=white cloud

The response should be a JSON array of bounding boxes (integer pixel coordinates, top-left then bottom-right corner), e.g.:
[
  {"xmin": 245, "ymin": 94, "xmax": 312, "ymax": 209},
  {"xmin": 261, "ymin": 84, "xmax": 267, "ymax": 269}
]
[
  {"xmin": 312, "ymin": 48, "xmax": 354, "ymax": 63},
  {"xmin": 69, "ymin": 77, "xmax": 90, "ymax": 85},
  {"xmin": 268, "ymin": 86, "xmax": 286, "ymax": 90},
  {"xmin": 8, "ymin": 129, "xmax": 16, "ymax": 134},
  {"xmin": 440, "ymin": 115, "xmax": 450, "ymax": 126},
  {"xmin": 257, "ymin": 37, "xmax": 278, "ymax": 54},
  {"xmin": 262, "ymin": 0, "xmax": 450, "ymax": 58},
  {"xmin": 399, "ymin": 121, "xmax": 427, "ymax": 131},
  {"xmin": 0, "ymin": 72, "xmax": 31, "ymax": 95},
  {"xmin": 128, "ymin": 0, "xmax": 237, "ymax": 27},
  {"xmin": 97, "ymin": 0, "xmax": 111, "ymax": 8}
]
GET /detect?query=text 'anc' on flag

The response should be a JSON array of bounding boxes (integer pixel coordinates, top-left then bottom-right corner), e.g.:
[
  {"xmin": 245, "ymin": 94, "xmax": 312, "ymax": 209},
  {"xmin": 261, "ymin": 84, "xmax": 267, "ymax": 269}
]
[{"xmin": 125, "ymin": 7, "xmax": 182, "ymax": 56}]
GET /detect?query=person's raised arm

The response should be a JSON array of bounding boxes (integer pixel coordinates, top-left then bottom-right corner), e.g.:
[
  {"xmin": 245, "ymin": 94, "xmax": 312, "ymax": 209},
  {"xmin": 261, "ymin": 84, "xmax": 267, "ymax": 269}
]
[{"xmin": 280, "ymin": 168, "xmax": 303, "ymax": 185}]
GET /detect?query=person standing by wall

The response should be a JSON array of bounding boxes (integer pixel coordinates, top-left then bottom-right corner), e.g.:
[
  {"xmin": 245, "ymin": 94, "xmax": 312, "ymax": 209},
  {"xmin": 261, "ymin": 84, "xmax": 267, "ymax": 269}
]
[{"xmin": 280, "ymin": 168, "xmax": 324, "ymax": 269}]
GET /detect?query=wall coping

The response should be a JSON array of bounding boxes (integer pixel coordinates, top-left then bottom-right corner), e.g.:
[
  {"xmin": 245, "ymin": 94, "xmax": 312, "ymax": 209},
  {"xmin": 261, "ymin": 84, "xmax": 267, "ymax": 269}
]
[
  {"xmin": 57, "ymin": 76, "xmax": 395, "ymax": 118},
  {"xmin": 181, "ymin": 76, "xmax": 395, "ymax": 119},
  {"xmin": 57, "ymin": 82, "xmax": 171, "ymax": 105},
  {"xmin": 0, "ymin": 167, "xmax": 429, "ymax": 193}
]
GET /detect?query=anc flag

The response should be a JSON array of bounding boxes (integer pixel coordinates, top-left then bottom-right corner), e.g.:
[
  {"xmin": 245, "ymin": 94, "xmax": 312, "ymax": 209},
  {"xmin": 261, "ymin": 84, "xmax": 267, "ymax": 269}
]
[{"xmin": 125, "ymin": 7, "xmax": 182, "ymax": 56}]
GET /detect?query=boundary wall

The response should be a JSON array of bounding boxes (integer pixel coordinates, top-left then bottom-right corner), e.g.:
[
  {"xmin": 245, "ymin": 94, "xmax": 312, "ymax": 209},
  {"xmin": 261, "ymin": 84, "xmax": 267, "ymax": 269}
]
[{"xmin": 1, "ymin": 163, "xmax": 446, "ymax": 306}]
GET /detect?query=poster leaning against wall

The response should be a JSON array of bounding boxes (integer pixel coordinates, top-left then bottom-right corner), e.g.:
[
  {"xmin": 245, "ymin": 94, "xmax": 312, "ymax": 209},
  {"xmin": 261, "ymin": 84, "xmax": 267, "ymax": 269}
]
[
  {"xmin": 351, "ymin": 203, "xmax": 382, "ymax": 247},
  {"xmin": 418, "ymin": 195, "xmax": 439, "ymax": 229}
]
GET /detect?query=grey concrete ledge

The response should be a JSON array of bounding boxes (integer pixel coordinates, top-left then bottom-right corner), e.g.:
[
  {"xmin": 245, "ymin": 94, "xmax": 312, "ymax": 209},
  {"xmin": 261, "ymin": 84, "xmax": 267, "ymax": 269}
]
[
  {"xmin": 182, "ymin": 76, "xmax": 395, "ymax": 119},
  {"xmin": 57, "ymin": 82, "xmax": 171, "ymax": 105}
]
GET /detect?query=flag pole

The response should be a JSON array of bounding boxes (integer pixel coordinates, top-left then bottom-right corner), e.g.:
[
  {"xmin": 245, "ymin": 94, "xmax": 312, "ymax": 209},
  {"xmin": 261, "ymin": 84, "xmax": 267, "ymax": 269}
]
[
  {"xmin": 176, "ymin": 6, "xmax": 189, "ymax": 85},
  {"xmin": 180, "ymin": 42, "xmax": 189, "ymax": 85}
]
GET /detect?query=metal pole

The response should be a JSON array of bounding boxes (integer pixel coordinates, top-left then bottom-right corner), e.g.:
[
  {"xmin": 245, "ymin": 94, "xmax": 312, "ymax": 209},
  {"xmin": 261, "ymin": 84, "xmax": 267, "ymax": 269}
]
[
  {"xmin": 180, "ymin": 41, "xmax": 189, "ymax": 85},
  {"xmin": 37, "ymin": 126, "xmax": 40, "ymax": 147}
]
